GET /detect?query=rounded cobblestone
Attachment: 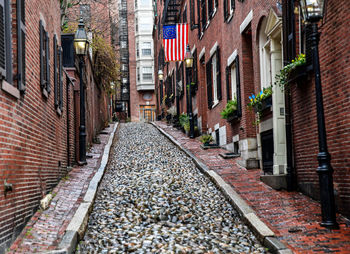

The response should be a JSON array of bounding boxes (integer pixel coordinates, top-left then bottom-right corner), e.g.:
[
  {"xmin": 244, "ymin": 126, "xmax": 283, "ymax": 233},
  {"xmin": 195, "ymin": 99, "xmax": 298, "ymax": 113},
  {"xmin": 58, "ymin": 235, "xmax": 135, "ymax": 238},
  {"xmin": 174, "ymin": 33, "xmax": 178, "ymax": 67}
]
[{"xmin": 77, "ymin": 123, "xmax": 268, "ymax": 253}]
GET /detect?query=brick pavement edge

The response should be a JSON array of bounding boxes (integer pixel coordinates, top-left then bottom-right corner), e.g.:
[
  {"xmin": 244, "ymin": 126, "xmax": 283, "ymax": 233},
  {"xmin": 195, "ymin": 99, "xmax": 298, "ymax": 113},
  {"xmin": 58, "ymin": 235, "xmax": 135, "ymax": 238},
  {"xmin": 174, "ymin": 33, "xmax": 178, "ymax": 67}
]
[{"xmin": 46, "ymin": 123, "xmax": 119, "ymax": 254}]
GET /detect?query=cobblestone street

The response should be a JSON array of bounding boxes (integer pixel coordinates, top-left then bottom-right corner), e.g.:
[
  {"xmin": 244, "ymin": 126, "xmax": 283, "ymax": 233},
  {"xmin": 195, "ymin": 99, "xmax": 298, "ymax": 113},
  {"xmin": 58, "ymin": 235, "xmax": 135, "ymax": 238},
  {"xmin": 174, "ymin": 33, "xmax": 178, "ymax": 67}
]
[{"xmin": 77, "ymin": 123, "xmax": 267, "ymax": 253}]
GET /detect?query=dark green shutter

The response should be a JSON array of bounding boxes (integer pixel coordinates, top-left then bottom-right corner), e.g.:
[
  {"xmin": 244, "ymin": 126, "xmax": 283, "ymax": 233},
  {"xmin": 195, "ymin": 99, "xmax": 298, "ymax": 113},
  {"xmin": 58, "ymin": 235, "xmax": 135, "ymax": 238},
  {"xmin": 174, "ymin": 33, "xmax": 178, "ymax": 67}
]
[
  {"xmin": 17, "ymin": 0, "xmax": 26, "ymax": 92},
  {"xmin": 40, "ymin": 21, "xmax": 45, "ymax": 89},
  {"xmin": 46, "ymin": 31, "xmax": 50, "ymax": 93},
  {"xmin": 226, "ymin": 66, "xmax": 230, "ymax": 101},
  {"xmin": 216, "ymin": 47, "xmax": 222, "ymax": 101},
  {"xmin": 54, "ymin": 35, "xmax": 58, "ymax": 107},
  {"xmin": 0, "ymin": 0, "xmax": 6, "ymax": 77},
  {"xmin": 206, "ymin": 60, "xmax": 213, "ymax": 109},
  {"xmin": 59, "ymin": 47, "xmax": 63, "ymax": 111},
  {"xmin": 235, "ymin": 55, "xmax": 242, "ymax": 117}
]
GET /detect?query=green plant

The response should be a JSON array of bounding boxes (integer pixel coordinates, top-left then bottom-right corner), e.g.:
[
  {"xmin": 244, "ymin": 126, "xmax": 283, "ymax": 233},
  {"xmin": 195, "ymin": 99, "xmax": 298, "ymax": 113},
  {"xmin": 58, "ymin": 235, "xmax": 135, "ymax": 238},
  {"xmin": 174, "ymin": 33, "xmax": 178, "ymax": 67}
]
[
  {"xmin": 179, "ymin": 113, "xmax": 189, "ymax": 127},
  {"xmin": 200, "ymin": 134, "xmax": 213, "ymax": 144},
  {"xmin": 220, "ymin": 99, "xmax": 238, "ymax": 119},
  {"xmin": 275, "ymin": 54, "xmax": 306, "ymax": 91}
]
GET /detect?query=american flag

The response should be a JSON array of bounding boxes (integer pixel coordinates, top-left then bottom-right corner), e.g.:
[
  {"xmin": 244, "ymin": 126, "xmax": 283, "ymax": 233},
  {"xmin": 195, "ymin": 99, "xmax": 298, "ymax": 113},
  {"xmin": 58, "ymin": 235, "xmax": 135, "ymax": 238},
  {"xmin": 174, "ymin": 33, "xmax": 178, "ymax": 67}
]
[{"xmin": 163, "ymin": 24, "xmax": 189, "ymax": 62}]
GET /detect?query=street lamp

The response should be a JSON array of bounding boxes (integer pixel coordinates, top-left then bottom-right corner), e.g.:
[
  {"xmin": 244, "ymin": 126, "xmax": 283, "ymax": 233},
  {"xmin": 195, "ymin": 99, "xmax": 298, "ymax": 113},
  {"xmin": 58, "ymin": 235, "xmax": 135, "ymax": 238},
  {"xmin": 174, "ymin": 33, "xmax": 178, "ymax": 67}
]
[
  {"xmin": 74, "ymin": 18, "xmax": 89, "ymax": 165},
  {"xmin": 299, "ymin": 0, "xmax": 338, "ymax": 229},
  {"xmin": 184, "ymin": 45, "xmax": 194, "ymax": 139}
]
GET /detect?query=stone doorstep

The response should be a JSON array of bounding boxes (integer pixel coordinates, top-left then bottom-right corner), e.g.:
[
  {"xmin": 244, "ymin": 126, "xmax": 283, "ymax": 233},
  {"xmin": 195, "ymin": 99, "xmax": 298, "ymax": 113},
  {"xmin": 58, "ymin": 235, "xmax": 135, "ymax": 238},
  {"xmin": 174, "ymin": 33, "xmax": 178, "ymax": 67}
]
[
  {"xmin": 219, "ymin": 152, "xmax": 240, "ymax": 159},
  {"xmin": 200, "ymin": 144, "xmax": 221, "ymax": 150},
  {"xmin": 260, "ymin": 174, "xmax": 288, "ymax": 191},
  {"xmin": 152, "ymin": 122, "xmax": 293, "ymax": 254}
]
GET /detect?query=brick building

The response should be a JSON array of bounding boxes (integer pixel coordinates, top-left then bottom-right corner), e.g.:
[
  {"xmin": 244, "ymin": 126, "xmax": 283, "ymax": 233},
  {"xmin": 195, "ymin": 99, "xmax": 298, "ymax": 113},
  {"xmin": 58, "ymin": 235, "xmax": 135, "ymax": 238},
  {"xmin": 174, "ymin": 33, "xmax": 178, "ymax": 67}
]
[
  {"xmin": 154, "ymin": 0, "xmax": 350, "ymax": 219},
  {"xmin": 0, "ymin": 0, "xmax": 110, "ymax": 251}
]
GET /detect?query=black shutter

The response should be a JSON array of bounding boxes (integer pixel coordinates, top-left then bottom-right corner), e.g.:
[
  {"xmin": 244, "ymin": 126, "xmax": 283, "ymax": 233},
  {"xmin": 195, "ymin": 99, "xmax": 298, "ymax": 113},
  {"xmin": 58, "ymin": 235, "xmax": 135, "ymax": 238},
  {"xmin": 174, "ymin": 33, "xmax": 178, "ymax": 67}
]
[
  {"xmin": 215, "ymin": 0, "xmax": 218, "ymax": 8},
  {"xmin": 235, "ymin": 55, "xmax": 242, "ymax": 117},
  {"xmin": 40, "ymin": 21, "xmax": 45, "ymax": 89},
  {"xmin": 190, "ymin": 0, "xmax": 195, "ymax": 29},
  {"xmin": 206, "ymin": 59, "xmax": 213, "ymax": 109},
  {"xmin": 59, "ymin": 47, "xmax": 63, "ymax": 111},
  {"xmin": 193, "ymin": 49, "xmax": 198, "ymax": 90},
  {"xmin": 46, "ymin": 31, "xmax": 50, "ymax": 93},
  {"xmin": 231, "ymin": 0, "xmax": 235, "ymax": 11},
  {"xmin": 181, "ymin": 63, "xmax": 184, "ymax": 97},
  {"xmin": 0, "ymin": 0, "xmax": 6, "ymax": 77},
  {"xmin": 226, "ymin": 66, "xmax": 231, "ymax": 101},
  {"xmin": 17, "ymin": 0, "xmax": 26, "ymax": 92},
  {"xmin": 224, "ymin": 0, "xmax": 228, "ymax": 21},
  {"xmin": 201, "ymin": 0, "xmax": 206, "ymax": 32},
  {"xmin": 216, "ymin": 47, "xmax": 222, "ymax": 101},
  {"xmin": 197, "ymin": 0, "xmax": 201, "ymax": 38},
  {"xmin": 54, "ymin": 35, "xmax": 58, "ymax": 107},
  {"xmin": 208, "ymin": 0, "xmax": 213, "ymax": 17}
]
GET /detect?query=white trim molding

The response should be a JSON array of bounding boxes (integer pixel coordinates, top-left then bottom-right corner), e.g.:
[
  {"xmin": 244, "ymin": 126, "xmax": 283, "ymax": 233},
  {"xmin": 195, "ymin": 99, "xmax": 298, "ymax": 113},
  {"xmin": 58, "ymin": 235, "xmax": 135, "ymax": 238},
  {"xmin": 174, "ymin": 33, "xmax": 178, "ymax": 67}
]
[
  {"xmin": 227, "ymin": 49, "xmax": 238, "ymax": 67},
  {"xmin": 240, "ymin": 10, "xmax": 253, "ymax": 34},
  {"xmin": 210, "ymin": 41, "xmax": 218, "ymax": 57}
]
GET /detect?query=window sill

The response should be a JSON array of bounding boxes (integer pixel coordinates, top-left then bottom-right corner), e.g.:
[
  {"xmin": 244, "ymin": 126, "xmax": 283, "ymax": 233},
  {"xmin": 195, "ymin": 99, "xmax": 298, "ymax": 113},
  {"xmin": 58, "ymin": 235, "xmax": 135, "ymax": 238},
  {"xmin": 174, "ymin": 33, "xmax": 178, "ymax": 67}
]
[
  {"xmin": 1, "ymin": 80, "xmax": 20, "ymax": 99},
  {"xmin": 211, "ymin": 100, "xmax": 220, "ymax": 109},
  {"xmin": 56, "ymin": 107, "xmax": 62, "ymax": 116},
  {"xmin": 226, "ymin": 12, "xmax": 234, "ymax": 24},
  {"xmin": 42, "ymin": 88, "xmax": 49, "ymax": 99}
]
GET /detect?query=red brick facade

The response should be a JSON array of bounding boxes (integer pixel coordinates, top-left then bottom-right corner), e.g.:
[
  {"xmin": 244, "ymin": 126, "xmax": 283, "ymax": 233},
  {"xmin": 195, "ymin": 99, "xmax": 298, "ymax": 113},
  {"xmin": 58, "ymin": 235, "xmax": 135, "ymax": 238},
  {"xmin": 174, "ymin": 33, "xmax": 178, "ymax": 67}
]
[{"xmin": 0, "ymin": 1, "xmax": 110, "ymax": 251}]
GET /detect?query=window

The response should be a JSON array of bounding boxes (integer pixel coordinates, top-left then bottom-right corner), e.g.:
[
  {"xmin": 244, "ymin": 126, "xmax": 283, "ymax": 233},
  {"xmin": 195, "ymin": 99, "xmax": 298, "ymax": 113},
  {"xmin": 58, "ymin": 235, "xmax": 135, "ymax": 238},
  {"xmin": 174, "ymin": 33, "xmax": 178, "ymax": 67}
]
[
  {"xmin": 0, "ymin": 0, "xmax": 13, "ymax": 85},
  {"xmin": 201, "ymin": 0, "xmax": 207, "ymax": 33},
  {"xmin": 137, "ymin": 67, "xmax": 140, "ymax": 81},
  {"xmin": 190, "ymin": 0, "xmax": 195, "ymax": 29},
  {"xmin": 142, "ymin": 42, "xmax": 151, "ymax": 56},
  {"xmin": 136, "ymin": 42, "xmax": 139, "ymax": 57},
  {"xmin": 258, "ymin": 18, "xmax": 271, "ymax": 89},
  {"xmin": 183, "ymin": 6, "xmax": 187, "ymax": 23},
  {"xmin": 135, "ymin": 18, "xmax": 138, "ymax": 32},
  {"xmin": 142, "ymin": 67, "xmax": 153, "ymax": 81},
  {"xmin": 226, "ymin": 56, "xmax": 241, "ymax": 116},
  {"xmin": 121, "ymin": 41, "xmax": 127, "ymax": 48},
  {"xmin": 40, "ymin": 20, "xmax": 50, "ymax": 96},
  {"xmin": 135, "ymin": 0, "xmax": 137, "ymax": 9},
  {"xmin": 80, "ymin": 4, "xmax": 91, "ymax": 24},
  {"xmin": 53, "ymin": 35, "xmax": 63, "ymax": 113},
  {"xmin": 206, "ymin": 47, "xmax": 222, "ymax": 108},
  {"xmin": 140, "ymin": 23, "xmax": 152, "ymax": 31},
  {"xmin": 224, "ymin": 0, "xmax": 234, "ymax": 22},
  {"xmin": 140, "ymin": 0, "xmax": 151, "ymax": 6}
]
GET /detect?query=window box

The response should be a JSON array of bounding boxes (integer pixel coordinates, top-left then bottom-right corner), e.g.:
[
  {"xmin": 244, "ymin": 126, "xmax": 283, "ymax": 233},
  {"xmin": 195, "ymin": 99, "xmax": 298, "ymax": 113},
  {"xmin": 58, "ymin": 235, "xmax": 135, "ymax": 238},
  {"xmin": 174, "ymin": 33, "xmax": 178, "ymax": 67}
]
[
  {"xmin": 287, "ymin": 64, "xmax": 313, "ymax": 85},
  {"xmin": 254, "ymin": 95, "xmax": 272, "ymax": 113},
  {"xmin": 226, "ymin": 110, "xmax": 239, "ymax": 123}
]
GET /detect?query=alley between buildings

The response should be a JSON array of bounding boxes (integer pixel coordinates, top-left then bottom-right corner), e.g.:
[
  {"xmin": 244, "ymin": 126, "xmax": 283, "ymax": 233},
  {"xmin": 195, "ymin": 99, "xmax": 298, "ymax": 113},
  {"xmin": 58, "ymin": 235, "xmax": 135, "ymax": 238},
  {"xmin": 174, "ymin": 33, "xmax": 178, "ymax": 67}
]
[{"xmin": 77, "ymin": 123, "xmax": 267, "ymax": 253}]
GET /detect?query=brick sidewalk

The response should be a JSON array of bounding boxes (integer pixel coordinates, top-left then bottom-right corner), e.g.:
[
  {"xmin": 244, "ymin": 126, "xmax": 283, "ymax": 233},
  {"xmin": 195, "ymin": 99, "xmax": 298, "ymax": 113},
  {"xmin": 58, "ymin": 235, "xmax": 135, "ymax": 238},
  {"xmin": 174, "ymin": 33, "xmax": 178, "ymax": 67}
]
[
  {"xmin": 8, "ymin": 124, "xmax": 117, "ymax": 254},
  {"xmin": 155, "ymin": 121, "xmax": 350, "ymax": 254}
]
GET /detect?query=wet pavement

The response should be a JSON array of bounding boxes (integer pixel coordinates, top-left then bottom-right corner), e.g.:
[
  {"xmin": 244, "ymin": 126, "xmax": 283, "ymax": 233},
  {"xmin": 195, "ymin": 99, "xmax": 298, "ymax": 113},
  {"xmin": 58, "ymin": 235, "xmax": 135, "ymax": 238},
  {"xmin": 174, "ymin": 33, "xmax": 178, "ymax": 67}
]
[{"xmin": 77, "ymin": 123, "xmax": 268, "ymax": 253}]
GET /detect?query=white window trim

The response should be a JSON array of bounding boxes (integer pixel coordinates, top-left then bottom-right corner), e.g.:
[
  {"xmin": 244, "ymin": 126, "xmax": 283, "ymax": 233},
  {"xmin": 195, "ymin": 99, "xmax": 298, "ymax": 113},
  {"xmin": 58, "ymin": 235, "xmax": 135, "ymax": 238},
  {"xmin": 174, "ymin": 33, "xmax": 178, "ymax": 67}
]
[
  {"xmin": 212, "ymin": 53, "xmax": 218, "ymax": 104},
  {"xmin": 240, "ymin": 10, "xmax": 253, "ymax": 34}
]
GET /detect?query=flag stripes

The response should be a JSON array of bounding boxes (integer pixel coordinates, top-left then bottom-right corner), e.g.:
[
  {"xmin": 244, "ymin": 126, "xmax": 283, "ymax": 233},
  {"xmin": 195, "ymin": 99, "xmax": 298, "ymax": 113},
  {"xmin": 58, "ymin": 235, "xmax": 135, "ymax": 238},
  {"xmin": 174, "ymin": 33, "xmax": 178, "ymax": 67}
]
[{"xmin": 163, "ymin": 24, "xmax": 188, "ymax": 62}]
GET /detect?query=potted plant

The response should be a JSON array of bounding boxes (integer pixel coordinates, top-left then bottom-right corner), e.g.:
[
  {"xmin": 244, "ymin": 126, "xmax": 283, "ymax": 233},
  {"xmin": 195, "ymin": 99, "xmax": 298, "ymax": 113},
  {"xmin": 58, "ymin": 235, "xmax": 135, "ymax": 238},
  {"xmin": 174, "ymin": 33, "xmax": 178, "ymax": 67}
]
[
  {"xmin": 220, "ymin": 99, "xmax": 238, "ymax": 122},
  {"xmin": 275, "ymin": 54, "xmax": 306, "ymax": 90},
  {"xmin": 200, "ymin": 134, "xmax": 213, "ymax": 146},
  {"xmin": 179, "ymin": 113, "xmax": 189, "ymax": 133}
]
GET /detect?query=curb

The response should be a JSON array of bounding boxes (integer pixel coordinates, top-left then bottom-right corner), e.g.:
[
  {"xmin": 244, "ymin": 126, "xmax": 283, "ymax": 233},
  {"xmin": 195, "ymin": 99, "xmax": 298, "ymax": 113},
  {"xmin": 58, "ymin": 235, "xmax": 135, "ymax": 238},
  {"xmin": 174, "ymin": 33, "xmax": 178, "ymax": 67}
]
[
  {"xmin": 152, "ymin": 122, "xmax": 293, "ymax": 254},
  {"xmin": 46, "ymin": 123, "xmax": 119, "ymax": 254}
]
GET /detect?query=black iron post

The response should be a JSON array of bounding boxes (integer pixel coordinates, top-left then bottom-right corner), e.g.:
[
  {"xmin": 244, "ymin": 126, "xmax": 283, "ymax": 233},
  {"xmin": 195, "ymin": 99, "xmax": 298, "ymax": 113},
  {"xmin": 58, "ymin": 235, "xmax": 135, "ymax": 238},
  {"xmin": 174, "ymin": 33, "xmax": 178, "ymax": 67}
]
[
  {"xmin": 311, "ymin": 23, "xmax": 338, "ymax": 229},
  {"xmin": 186, "ymin": 67, "xmax": 194, "ymax": 138},
  {"xmin": 79, "ymin": 57, "xmax": 87, "ymax": 165}
]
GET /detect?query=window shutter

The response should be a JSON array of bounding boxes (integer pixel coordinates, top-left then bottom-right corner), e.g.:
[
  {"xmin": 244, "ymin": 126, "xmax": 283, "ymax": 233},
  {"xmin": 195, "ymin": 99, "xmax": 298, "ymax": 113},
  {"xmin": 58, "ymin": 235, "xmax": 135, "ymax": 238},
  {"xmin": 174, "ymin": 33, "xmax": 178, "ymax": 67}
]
[
  {"xmin": 54, "ymin": 35, "xmax": 58, "ymax": 107},
  {"xmin": 226, "ymin": 66, "xmax": 231, "ymax": 102},
  {"xmin": 216, "ymin": 47, "xmax": 222, "ymax": 101},
  {"xmin": 201, "ymin": 0, "xmax": 206, "ymax": 31},
  {"xmin": 39, "ymin": 21, "xmax": 45, "ymax": 89},
  {"xmin": 17, "ymin": 0, "xmax": 26, "ymax": 92},
  {"xmin": 181, "ymin": 63, "xmax": 184, "ymax": 97},
  {"xmin": 197, "ymin": 0, "xmax": 201, "ymax": 38},
  {"xmin": 231, "ymin": 0, "xmax": 235, "ymax": 11},
  {"xmin": 46, "ymin": 31, "xmax": 50, "ymax": 93},
  {"xmin": 59, "ymin": 47, "xmax": 63, "ymax": 111},
  {"xmin": 206, "ymin": 59, "xmax": 213, "ymax": 109},
  {"xmin": 235, "ymin": 55, "xmax": 242, "ymax": 117},
  {"xmin": 193, "ymin": 49, "xmax": 198, "ymax": 90},
  {"xmin": 208, "ymin": 0, "xmax": 213, "ymax": 17},
  {"xmin": 215, "ymin": 0, "xmax": 218, "ymax": 8},
  {"xmin": 224, "ymin": 0, "xmax": 228, "ymax": 21},
  {"xmin": 0, "ymin": 0, "xmax": 6, "ymax": 77}
]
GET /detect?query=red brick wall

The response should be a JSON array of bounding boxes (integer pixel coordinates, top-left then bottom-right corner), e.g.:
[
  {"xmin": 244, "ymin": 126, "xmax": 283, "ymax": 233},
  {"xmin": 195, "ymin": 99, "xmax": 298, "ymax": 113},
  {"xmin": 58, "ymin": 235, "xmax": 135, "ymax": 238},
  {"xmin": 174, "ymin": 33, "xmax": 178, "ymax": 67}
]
[
  {"xmin": 0, "ymin": 0, "xmax": 75, "ymax": 249},
  {"xmin": 291, "ymin": 0, "xmax": 350, "ymax": 218}
]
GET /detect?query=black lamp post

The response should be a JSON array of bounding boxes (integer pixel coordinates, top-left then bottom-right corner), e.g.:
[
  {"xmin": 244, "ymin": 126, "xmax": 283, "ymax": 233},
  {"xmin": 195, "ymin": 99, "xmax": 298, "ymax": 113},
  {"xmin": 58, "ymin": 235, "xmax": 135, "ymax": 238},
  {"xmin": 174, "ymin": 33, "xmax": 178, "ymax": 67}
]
[
  {"xmin": 74, "ymin": 18, "xmax": 89, "ymax": 165},
  {"xmin": 158, "ymin": 70, "xmax": 164, "ymax": 118},
  {"xmin": 300, "ymin": 0, "xmax": 338, "ymax": 229},
  {"xmin": 185, "ymin": 45, "xmax": 194, "ymax": 139}
]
